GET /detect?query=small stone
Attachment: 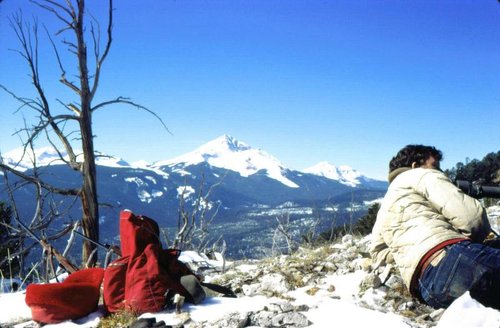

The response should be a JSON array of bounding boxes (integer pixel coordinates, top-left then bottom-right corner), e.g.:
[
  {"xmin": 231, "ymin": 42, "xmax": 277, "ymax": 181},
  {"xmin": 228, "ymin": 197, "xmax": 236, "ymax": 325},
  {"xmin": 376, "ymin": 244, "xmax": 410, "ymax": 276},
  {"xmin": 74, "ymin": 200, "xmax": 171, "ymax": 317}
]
[
  {"xmin": 342, "ymin": 234, "xmax": 354, "ymax": 245},
  {"xmin": 429, "ymin": 308, "xmax": 445, "ymax": 321},
  {"xmin": 306, "ymin": 287, "xmax": 320, "ymax": 296},
  {"xmin": 360, "ymin": 272, "xmax": 382, "ymax": 289}
]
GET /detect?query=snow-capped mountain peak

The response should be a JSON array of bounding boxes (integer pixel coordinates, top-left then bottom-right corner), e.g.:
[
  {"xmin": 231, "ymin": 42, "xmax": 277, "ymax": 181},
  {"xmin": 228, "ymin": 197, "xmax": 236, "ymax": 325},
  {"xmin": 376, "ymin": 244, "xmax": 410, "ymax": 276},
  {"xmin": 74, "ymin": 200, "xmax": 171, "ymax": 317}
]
[
  {"xmin": 207, "ymin": 134, "xmax": 251, "ymax": 152},
  {"xmin": 2, "ymin": 136, "xmax": 384, "ymax": 189},
  {"xmin": 303, "ymin": 161, "xmax": 366, "ymax": 187},
  {"xmin": 1, "ymin": 147, "xmax": 69, "ymax": 171},
  {"xmin": 1, "ymin": 147, "xmax": 131, "ymax": 171},
  {"xmin": 154, "ymin": 135, "xmax": 299, "ymax": 188}
]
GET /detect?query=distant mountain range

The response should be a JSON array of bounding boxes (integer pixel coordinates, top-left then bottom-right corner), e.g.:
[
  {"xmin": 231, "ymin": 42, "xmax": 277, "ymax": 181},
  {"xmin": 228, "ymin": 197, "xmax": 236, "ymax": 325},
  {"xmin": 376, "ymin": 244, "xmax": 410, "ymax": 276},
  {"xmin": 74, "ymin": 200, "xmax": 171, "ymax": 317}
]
[{"xmin": 1, "ymin": 135, "xmax": 387, "ymax": 258}]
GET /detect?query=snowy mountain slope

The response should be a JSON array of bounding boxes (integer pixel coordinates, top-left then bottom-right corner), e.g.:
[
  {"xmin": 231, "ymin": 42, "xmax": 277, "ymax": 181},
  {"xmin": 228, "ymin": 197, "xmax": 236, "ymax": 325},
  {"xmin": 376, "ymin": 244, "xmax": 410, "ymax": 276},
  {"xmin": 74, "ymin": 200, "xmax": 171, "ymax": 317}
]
[
  {"xmin": 1, "ymin": 135, "xmax": 386, "ymax": 190},
  {"xmin": 302, "ymin": 161, "xmax": 388, "ymax": 190},
  {"xmin": 0, "ymin": 136, "xmax": 387, "ymax": 258},
  {"xmin": 2, "ymin": 147, "xmax": 131, "ymax": 171},
  {"xmin": 153, "ymin": 135, "xmax": 299, "ymax": 188},
  {"xmin": 303, "ymin": 161, "xmax": 367, "ymax": 187}
]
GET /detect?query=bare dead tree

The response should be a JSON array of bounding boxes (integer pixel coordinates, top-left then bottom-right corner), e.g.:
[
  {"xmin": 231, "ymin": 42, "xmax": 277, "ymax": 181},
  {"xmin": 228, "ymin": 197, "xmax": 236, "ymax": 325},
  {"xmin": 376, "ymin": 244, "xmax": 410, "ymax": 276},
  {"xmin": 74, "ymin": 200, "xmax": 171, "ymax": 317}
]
[
  {"xmin": 300, "ymin": 208, "xmax": 323, "ymax": 246},
  {"xmin": 0, "ymin": 0, "xmax": 168, "ymax": 266},
  {"xmin": 272, "ymin": 213, "xmax": 295, "ymax": 255},
  {"xmin": 173, "ymin": 173, "xmax": 224, "ymax": 253}
]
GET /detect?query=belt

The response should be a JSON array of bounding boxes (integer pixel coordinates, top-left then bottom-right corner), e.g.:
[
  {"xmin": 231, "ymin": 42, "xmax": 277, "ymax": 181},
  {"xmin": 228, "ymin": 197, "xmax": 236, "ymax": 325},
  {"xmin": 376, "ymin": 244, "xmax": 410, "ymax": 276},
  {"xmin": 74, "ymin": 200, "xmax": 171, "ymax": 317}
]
[{"xmin": 419, "ymin": 248, "xmax": 446, "ymax": 279}]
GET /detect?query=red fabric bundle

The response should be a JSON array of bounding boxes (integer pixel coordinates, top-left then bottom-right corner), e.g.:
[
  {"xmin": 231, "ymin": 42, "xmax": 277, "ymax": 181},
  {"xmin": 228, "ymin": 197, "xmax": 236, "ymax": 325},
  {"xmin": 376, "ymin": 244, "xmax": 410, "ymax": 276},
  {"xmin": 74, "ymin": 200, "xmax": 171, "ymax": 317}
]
[
  {"xmin": 103, "ymin": 210, "xmax": 194, "ymax": 314},
  {"xmin": 25, "ymin": 267, "xmax": 104, "ymax": 324}
]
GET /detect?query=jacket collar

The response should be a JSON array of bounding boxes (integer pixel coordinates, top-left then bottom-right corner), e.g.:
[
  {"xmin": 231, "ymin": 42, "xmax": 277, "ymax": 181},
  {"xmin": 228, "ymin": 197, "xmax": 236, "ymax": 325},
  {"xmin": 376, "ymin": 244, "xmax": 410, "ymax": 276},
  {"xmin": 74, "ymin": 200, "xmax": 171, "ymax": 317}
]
[{"xmin": 388, "ymin": 167, "xmax": 411, "ymax": 184}]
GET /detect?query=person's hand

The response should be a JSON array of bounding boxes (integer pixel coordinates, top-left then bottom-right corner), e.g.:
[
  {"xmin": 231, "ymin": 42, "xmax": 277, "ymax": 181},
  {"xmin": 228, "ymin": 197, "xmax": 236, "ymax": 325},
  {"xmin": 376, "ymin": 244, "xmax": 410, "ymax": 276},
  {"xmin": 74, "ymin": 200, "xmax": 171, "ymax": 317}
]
[{"xmin": 484, "ymin": 237, "xmax": 500, "ymax": 249}]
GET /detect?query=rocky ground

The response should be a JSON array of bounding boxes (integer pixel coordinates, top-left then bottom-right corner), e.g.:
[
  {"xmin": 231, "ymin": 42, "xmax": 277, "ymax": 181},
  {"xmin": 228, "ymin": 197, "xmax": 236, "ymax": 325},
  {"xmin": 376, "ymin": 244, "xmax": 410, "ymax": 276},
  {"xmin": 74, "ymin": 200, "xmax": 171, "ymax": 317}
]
[
  {"xmin": 186, "ymin": 234, "xmax": 437, "ymax": 328},
  {"xmin": 3, "ymin": 206, "xmax": 499, "ymax": 328},
  {"xmin": 183, "ymin": 205, "xmax": 500, "ymax": 328}
]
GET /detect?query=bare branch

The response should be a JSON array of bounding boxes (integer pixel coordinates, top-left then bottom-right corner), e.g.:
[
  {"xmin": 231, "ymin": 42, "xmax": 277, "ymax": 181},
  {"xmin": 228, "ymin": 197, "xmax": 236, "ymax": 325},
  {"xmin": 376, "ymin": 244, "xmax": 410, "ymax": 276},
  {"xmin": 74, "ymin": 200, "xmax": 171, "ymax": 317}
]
[
  {"xmin": 30, "ymin": 0, "xmax": 74, "ymax": 27},
  {"xmin": 91, "ymin": 97, "xmax": 172, "ymax": 135},
  {"xmin": 0, "ymin": 84, "xmax": 44, "ymax": 114},
  {"xmin": 0, "ymin": 164, "xmax": 79, "ymax": 196},
  {"xmin": 273, "ymin": 213, "xmax": 295, "ymax": 255},
  {"xmin": 43, "ymin": 24, "xmax": 82, "ymax": 97},
  {"xmin": 8, "ymin": 13, "xmax": 80, "ymax": 167},
  {"xmin": 89, "ymin": 0, "xmax": 113, "ymax": 99},
  {"xmin": 45, "ymin": 131, "xmax": 82, "ymax": 171}
]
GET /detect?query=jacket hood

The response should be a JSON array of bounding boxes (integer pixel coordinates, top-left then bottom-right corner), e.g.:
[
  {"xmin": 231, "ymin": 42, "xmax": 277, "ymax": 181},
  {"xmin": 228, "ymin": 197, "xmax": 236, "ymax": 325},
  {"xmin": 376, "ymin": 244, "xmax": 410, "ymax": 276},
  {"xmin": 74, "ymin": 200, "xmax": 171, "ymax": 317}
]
[{"xmin": 388, "ymin": 167, "xmax": 411, "ymax": 184}]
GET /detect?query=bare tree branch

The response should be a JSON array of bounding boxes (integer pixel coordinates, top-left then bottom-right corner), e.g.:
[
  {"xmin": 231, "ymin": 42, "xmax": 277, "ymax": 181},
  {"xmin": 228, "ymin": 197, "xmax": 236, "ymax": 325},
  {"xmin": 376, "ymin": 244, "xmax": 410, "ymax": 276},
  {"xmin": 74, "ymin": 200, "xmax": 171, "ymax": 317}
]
[
  {"xmin": 92, "ymin": 97, "xmax": 172, "ymax": 135},
  {"xmin": 30, "ymin": 0, "xmax": 74, "ymax": 27},
  {"xmin": 0, "ymin": 164, "xmax": 79, "ymax": 196},
  {"xmin": 90, "ymin": 0, "xmax": 113, "ymax": 99}
]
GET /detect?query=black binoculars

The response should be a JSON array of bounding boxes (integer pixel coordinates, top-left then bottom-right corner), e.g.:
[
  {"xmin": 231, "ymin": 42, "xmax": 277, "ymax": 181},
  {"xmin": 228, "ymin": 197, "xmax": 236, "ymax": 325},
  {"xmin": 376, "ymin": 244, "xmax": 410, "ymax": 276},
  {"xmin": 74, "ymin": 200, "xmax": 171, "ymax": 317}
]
[{"xmin": 456, "ymin": 180, "xmax": 500, "ymax": 199}]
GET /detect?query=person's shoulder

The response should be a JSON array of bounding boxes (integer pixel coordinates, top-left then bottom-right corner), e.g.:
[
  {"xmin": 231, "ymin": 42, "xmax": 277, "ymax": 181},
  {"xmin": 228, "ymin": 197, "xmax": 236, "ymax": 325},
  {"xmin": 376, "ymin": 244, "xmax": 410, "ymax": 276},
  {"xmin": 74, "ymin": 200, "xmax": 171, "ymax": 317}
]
[
  {"xmin": 395, "ymin": 168, "xmax": 446, "ymax": 185},
  {"xmin": 396, "ymin": 167, "xmax": 430, "ymax": 179},
  {"xmin": 420, "ymin": 168, "xmax": 448, "ymax": 179},
  {"xmin": 416, "ymin": 168, "xmax": 452, "ymax": 188}
]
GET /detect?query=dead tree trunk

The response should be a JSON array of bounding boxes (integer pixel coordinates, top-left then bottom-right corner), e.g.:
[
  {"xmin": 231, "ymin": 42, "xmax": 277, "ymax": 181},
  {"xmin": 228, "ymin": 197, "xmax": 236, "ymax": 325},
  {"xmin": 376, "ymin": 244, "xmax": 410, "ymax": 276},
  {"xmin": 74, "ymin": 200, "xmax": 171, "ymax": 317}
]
[
  {"xmin": 80, "ymin": 123, "xmax": 99, "ymax": 264},
  {"xmin": 76, "ymin": 0, "xmax": 99, "ymax": 266}
]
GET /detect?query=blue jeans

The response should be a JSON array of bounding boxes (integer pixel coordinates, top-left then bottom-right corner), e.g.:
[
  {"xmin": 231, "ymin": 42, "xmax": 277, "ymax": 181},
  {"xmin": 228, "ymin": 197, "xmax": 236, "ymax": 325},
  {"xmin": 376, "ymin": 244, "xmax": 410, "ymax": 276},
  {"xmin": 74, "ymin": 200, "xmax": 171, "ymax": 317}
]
[{"xmin": 418, "ymin": 240, "xmax": 500, "ymax": 309}]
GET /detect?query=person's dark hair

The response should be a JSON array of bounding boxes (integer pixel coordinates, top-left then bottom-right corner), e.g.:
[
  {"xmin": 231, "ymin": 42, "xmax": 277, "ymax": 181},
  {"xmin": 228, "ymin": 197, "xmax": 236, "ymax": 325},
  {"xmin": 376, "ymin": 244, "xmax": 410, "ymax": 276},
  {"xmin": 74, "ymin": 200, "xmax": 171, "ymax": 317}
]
[{"xmin": 389, "ymin": 145, "xmax": 443, "ymax": 172}]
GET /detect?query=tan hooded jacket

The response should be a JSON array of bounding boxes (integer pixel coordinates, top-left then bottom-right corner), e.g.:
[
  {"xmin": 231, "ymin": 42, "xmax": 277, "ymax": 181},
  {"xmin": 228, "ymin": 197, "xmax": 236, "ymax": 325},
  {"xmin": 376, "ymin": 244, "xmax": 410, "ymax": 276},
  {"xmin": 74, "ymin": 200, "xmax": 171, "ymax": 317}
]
[{"xmin": 370, "ymin": 167, "xmax": 490, "ymax": 290}]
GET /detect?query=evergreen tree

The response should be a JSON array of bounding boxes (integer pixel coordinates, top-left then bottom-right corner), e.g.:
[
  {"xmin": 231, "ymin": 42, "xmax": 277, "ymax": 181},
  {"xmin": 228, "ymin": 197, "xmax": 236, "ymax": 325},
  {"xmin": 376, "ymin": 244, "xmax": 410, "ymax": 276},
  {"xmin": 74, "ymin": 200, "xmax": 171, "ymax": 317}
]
[
  {"xmin": 0, "ymin": 202, "xmax": 21, "ymax": 278},
  {"xmin": 318, "ymin": 202, "xmax": 381, "ymax": 242},
  {"xmin": 445, "ymin": 151, "xmax": 500, "ymax": 185}
]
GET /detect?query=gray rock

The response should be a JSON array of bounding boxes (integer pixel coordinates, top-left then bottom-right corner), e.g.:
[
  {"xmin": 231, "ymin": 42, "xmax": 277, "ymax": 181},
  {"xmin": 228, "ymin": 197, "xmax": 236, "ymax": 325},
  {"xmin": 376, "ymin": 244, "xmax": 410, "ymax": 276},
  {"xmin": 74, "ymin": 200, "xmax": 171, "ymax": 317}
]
[
  {"xmin": 206, "ymin": 311, "xmax": 249, "ymax": 328},
  {"xmin": 360, "ymin": 272, "xmax": 382, "ymax": 289},
  {"xmin": 250, "ymin": 310, "xmax": 310, "ymax": 327}
]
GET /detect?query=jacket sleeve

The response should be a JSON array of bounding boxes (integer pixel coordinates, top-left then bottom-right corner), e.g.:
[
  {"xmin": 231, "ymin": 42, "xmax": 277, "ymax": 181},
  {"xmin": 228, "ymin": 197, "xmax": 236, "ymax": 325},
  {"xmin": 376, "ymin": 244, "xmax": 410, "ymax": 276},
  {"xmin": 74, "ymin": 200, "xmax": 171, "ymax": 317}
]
[
  {"xmin": 370, "ymin": 217, "xmax": 394, "ymax": 268},
  {"xmin": 416, "ymin": 170, "xmax": 490, "ymax": 242}
]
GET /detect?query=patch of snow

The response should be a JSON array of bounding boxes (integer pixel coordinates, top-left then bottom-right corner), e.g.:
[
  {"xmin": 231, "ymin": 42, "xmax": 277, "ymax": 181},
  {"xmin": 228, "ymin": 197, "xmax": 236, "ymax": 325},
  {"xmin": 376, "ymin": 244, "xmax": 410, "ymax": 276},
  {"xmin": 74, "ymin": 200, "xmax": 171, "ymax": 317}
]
[
  {"xmin": 151, "ymin": 190, "xmax": 163, "ymax": 198},
  {"xmin": 131, "ymin": 160, "xmax": 152, "ymax": 168},
  {"xmin": 125, "ymin": 177, "xmax": 145, "ymax": 187},
  {"xmin": 436, "ymin": 292, "xmax": 500, "ymax": 328},
  {"xmin": 144, "ymin": 176, "xmax": 157, "ymax": 184},
  {"xmin": 364, "ymin": 198, "xmax": 383, "ymax": 206},
  {"xmin": 138, "ymin": 190, "xmax": 153, "ymax": 203},
  {"xmin": 94, "ymin": 154, "xmax": 130, "ymax": 167},
  {"xmin": 0, "ymin": 291, "xmax": 32, "ymax": 324},
  {"xmin": 177, "ymin": 185, "xmax": 195, "ymax": 199}
]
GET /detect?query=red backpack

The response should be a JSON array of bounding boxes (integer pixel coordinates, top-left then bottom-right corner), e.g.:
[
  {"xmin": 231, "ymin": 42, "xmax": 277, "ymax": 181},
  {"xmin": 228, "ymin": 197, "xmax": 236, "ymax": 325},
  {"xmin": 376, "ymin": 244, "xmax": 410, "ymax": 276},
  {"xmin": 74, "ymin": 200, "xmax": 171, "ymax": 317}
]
[{"xmin": 103, "ymin": 210, "xmax": 197, "ymax": 314}]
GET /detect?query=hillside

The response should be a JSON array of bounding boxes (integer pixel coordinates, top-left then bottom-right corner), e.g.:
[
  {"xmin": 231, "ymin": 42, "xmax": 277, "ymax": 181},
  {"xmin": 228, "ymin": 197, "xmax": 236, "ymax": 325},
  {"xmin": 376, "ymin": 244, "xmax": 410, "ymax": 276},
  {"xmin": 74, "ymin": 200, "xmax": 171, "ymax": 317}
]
[
  {"xmin": 1, "ymin": 218, "xmax": 499, "ymax": 327},
  {"xmin": 1, "ymin": 135, "xmax": 387, "ymax": 259}
]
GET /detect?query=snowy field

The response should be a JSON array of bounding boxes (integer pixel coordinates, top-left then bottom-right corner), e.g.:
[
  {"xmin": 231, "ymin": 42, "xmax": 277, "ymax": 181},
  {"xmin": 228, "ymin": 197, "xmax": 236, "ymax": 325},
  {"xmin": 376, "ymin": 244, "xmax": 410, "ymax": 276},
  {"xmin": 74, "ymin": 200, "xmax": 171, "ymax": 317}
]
[{"xmin": 1, "ymin": 267, "xmax": 499, "ymax": 328}]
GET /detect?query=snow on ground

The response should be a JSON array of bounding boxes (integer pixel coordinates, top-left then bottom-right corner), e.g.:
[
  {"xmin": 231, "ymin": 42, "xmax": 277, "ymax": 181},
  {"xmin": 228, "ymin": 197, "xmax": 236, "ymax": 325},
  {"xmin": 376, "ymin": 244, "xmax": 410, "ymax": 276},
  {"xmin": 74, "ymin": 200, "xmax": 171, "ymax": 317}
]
[{"xmin": 1, "ymin": 268, "xmax": 499, "ymax": 328}]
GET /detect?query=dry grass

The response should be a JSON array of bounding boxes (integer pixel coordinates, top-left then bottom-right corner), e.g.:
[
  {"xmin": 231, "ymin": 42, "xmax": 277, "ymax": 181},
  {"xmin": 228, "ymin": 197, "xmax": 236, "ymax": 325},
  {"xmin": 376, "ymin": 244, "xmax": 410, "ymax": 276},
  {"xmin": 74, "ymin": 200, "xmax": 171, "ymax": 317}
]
[{"xmin": 97, "ymin": 309, "xmax": 137, "ymax": 328}]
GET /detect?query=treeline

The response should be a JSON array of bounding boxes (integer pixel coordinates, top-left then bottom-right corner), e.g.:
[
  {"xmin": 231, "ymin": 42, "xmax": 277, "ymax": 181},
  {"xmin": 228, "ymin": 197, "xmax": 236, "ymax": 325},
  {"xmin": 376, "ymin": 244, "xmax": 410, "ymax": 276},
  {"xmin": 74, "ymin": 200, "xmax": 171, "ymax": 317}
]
[
  {"xmin": 445, "ymin": 151, "xmax": 500, "ymax": 185},
  {"xmin": 314, "ymin": 202, "xmax": 381, "ymax": 243},
  {"xmin": 0, "ymin": 202, "xmax": 21, "ymax": 279}
]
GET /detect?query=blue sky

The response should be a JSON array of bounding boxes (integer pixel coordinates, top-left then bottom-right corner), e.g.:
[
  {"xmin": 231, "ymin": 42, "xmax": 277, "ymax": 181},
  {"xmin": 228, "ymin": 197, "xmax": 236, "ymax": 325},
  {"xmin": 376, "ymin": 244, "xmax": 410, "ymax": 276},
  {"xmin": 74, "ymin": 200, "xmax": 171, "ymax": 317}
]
[{"xmin": 1, "ymin": 0, "xmax": 499, "ymax": 180}]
